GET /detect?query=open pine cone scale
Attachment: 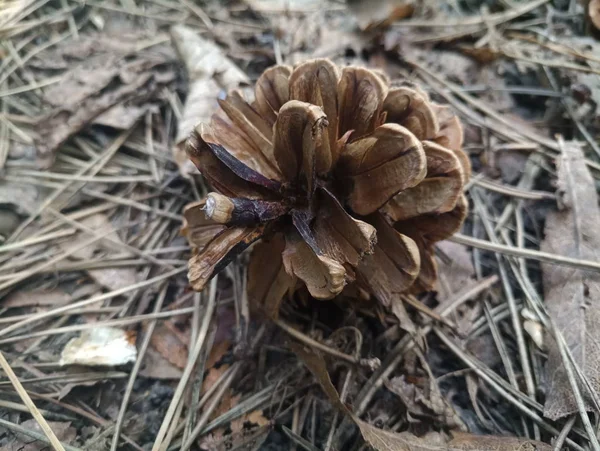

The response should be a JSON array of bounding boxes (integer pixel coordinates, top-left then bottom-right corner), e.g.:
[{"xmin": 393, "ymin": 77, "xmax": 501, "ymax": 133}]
[{"xmin": 183, "ymin": 59, "xmax": 470, "ymax": 316}]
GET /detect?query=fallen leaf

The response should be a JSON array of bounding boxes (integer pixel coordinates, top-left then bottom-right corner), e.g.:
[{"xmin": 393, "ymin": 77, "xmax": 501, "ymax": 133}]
[
  {"xmin": 0, "ymin": 179, "xmax": 42, "ymax": 216},
  {"xmin": 385, "ymin": 375, "xmax": 465, "ymax": 429},
  {"xmin": 60, "ymin": 327, "xmax": 137, "ymax": 366},
  {"xmin": 435, "ymin": 240, "xmax": 475, "ymax": 300},
  {"xmin": 149, "ymin": 320, "xmax": 190, "ymax": 369},
  {"xmin": 347, "ymin": 0, "xmax": 414, "ymax": 31},
  {"xmin": 4, "ymin": 287, "xmax": 71, "ymax": 308},
  {"xmin": 5, "ymin": 420, "xmax": 76, "ymax": 451},
  {"xmin": 541, "ymin": 141, "xmax": 600, "ymax": 420},
  {"xmin": 58, "ymin": 213, "xmax": 138, "ymax": 290},
  {"xmin": 448, "ymin": 431, "xmax": 552, "ymax": 450},
  {"xmin": 206, "ymin": 339, "xmax": 231, "ymax": 369},
  {"xmin": 139, "ymin": 347, "xmax": 183, "ymax": 379},
  {"xmin": 170, "ymin": 25, "xmax": 249, "ymax": 177},
  {"xmin": 94, "ymin": 103, "xmax": 156, "ymax": 129},
  {"xmin": 198, "ymin": 423, "xmax": 270, "ymax": 451},
  {"xmin": 291, "ymin": 342, "xmax": 550, "ymax": 450},
  {"xmin": 34, "ymin": 34, "xmax": 176, "ymax": 167},
  {"xmin": 590, "ymin": 0, "xmax": 600, "ymax": 30}
]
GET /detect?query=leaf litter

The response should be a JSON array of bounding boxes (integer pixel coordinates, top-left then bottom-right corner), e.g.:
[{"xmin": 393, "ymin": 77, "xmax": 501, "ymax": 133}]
[
  {"xmin": 541, "ymin": 141, "xmax": 600, "ymax": 420},
  {"xmin": 1, "ymin": 0, "xmax": 600, "ymax": 450}
]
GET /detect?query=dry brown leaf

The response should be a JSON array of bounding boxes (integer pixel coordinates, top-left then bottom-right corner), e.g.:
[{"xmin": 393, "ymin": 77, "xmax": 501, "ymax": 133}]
[
  {"xmin": 171, "ymin": 25, "xmax": 249, "ymax": 177},
  {"xmin": 139, "ymin": 347, "xmax": 183, "ymax": 379},
  {"xmin": 4, "ymin": 420, "xmax": 76, "ymax": 451},
  {"xmin": 291, "ymin": 342, "xmax": 551, "ymax": 450},
  {"xmin": 35, "ymin": 38, "xmax": 176, "ymax": 167},
  {"xmin": 4, "ymin": 287, "xmax": 71, "ymax": 308},
  {"xmin": 590, "ymin": 0, "xmax": 600, "ymax": 30},
  {"xmin": 385, "ymin": 375, "xmax": 465, "ymax": 429},
  {"xmin": 435, "ymin": 241, "xmax": 475, "ymax": 299},
  {"xmin": 290, "ymin": 342, "xmax": 444, "ymax": 450},
  {"xmin": 197, "ymin": 423, "xmax": 270, "ymax": 451},
  {"xmin": 149, "ymin": 320, "xmax": 190, "ymax": 369},
  {"xmin": 447, "ymin": 432, "xmax": 552, "ymax": 451},
  {"xmin": 541, "ymin": 141, "xmax": 600, "ymax": 420},
  {"xmin": 58, "ymin": 214, "xmax": 138, "ymax": 291},
  {"xmin": 206, "ymin": 339, "xmax": 231, "ymax": 369},
  {"xmin": 347, "ymin": 0, "xmax": 414, "ymax": 31}
]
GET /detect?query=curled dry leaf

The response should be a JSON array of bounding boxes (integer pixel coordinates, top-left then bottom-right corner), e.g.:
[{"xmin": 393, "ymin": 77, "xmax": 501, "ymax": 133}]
[
  {"xmin": 541, "ymin": 141, "xmax": 600, "ymax": 420},
  {"xmin": 182, "ymin": 59, "xmax": 469, "ymax": 317},
  {"xmin": 171, "ymin": 25, "xmax": 249, "ymax": 177},
  {"xmin": 59, "ymin": 327, "xmax": 137, "ymax": 367}
]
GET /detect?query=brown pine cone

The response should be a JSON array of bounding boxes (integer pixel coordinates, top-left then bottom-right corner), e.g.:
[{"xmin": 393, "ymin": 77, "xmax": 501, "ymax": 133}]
[{"xmin": 182, "ymin": 59, "xmax": 470, "ymax": 317}]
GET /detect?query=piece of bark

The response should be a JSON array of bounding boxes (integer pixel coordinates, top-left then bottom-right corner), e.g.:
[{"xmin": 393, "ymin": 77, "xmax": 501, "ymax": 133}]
[
  {"xmin": 171, "ymin": 25, "xmax": 249, "ymax": 177},
  {"xmin": 541, "ymin": 141, "xmax": 600, "ymax": 420}
]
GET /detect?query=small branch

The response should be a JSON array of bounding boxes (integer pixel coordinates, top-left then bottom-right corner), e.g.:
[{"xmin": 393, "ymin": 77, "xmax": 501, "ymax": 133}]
[
  {"xmin": 0, "ymin": 350, "xmax": 67, "ymax": 451},
  {"xmin": 274, "ymin": 318, "xmax": 380, "ymax": 370},
  {"xmin": 451, "ymin": 233, "xmax": 600, "ymax": 272}
]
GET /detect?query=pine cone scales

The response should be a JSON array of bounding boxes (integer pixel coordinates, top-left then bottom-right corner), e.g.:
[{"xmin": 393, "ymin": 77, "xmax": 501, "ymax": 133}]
[{"xmin": 183, "ymin": 59, "xmax": 469, "ymax": 316}]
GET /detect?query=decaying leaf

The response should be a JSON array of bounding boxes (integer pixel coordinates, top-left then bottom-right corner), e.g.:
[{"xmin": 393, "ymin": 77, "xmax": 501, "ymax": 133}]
[
  {"xmin": 4, "ymin": 419, "xmax": 76, "ymax": 451},
  {"xmin": 4, "ymin": 287, "xmax": 71, "ymax": 308},
  {"xmin": 149, "ymin": 320, "xmax": 190, "ymax": 369},
  {"xmin": 60, "ymin": 327, "xmax": 137, "ymax": 366},
  {"xmin": 347, "ymin": 0, "xmax": 414, "ymax": 31},
  {"xmin": 541, "ymin": 141, "xmax": 600, "ymax": 420},
  {"xmin": 58, "ymin": 214, "xmax": 138, "ymax": 291},
  {"xmin": 590, "ymin": 0, "xmax": 600, "ymax": 30},
  {"xmin": 183, "ymin": 59, "xmax": 469, "ymax": 318},
  {"xmin": 386, "ymin": 375, "xmax": 465, "ymax": 429},
  {"xmin": 435, "ymin": 240, "xmax": 476, "ymax": 299},
  {"xmin": 447, "ymin": 432, "xmax": 552, "ymax": 451},
  {"xmin": 171, "ymin": 25, "xmax": 249, "ymax": 177},
  {"xmin": 139, "ymin": 347, "xmax": 183, "ymax": 379},
  {"xmin": 199, "ymin": 341, "xmax": 269, "ymax": 449},
  {"xmin": 35, "ymin": 35, "xmax": 176, "ymax": 167},
  {"xmin": 291, "ymin": 342, "xmax": 550, "ymax": 450}
]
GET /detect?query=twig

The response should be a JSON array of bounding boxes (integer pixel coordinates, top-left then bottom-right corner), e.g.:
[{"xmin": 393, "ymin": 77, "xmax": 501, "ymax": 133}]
[
  {"xmin": 0, "ymin": 350, "xmax": 67, "ymax": 451},
  {"xmin": 151, "ymin": 277, "xmax": 218, "ymax": 451},
  {"xmin": 110, "ymin": 286, "xmax": 168, "ymax": 451},
  {"xmin": 451, "ymin": 233, "xmax": 600, "ymax": 272},
  {"xmin": 273, "ymin": 318, "xmax": 380, "ymax": 370}
]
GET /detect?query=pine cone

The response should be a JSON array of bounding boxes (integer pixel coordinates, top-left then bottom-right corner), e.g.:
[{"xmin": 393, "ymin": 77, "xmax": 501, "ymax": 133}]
[{"xmin": 183, "ymin": 59, "xmax": 470, "ymax": 317}]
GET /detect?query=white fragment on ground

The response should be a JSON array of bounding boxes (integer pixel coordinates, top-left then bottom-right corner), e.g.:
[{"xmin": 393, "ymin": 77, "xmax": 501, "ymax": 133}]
[{"xmin": 60, "ymin": 327, "xmax": 137, "ymax": 366}]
